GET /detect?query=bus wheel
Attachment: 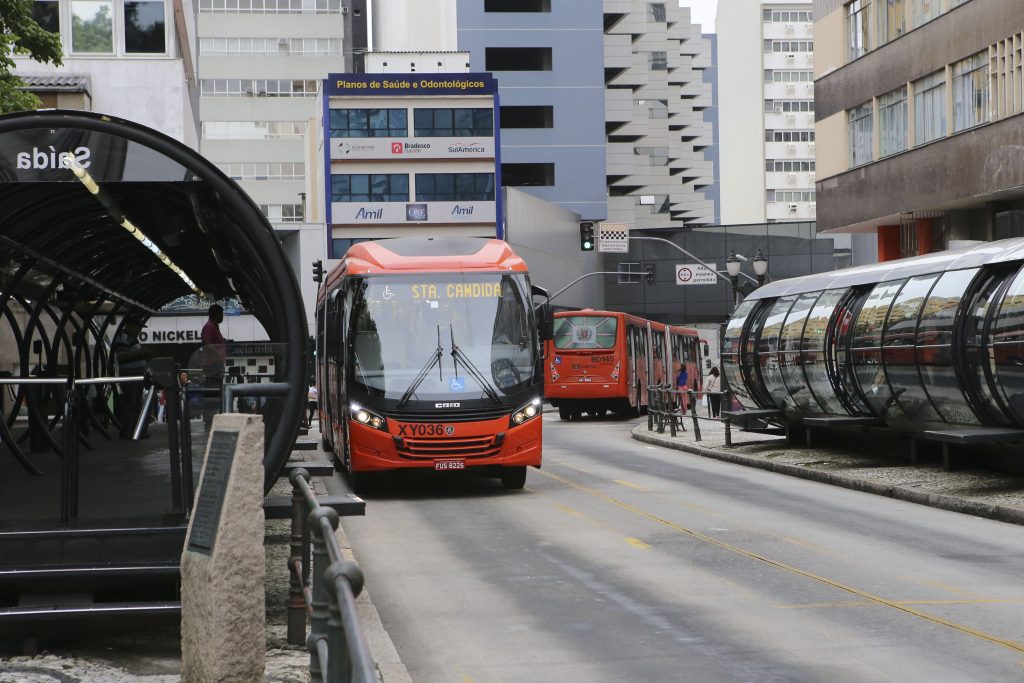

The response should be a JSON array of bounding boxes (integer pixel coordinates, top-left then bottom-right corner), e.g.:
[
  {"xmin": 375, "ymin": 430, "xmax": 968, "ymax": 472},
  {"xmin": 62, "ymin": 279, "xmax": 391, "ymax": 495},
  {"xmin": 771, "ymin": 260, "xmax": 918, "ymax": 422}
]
[
  {"xmin": 558, "ymin": 406, "xmax": 570, "ymax": 420},
  {"xmin": 570, "ymin": 410, "xmax": 582, "ymax": 421},
  {"xmin": 500, "ymin": 466, "xmax": 527, "ymax": 489}
]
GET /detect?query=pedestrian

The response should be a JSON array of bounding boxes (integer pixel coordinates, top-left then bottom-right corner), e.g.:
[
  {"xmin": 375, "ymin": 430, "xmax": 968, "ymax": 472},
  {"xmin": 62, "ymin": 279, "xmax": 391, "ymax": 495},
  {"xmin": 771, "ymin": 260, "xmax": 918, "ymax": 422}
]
[
  {"xmin": 200, "ymin": 303, "xmax": 226, "ymax": 425},
  {"xmin": 157, "ymin": 389, "xmax": 166, "ymax": 422},
  {"xmin": 113, "ymin": 316, "xmax": 150, "ymax": 439},
  {"xmin": 306, "ymin": 383, "xmax": 318, "ymax": 428},
  {"xmin": 705, "ymin": 367, "xmax": 722, "ymax": 418},
  {"xmin": 675, "ymin": 362, "xmax": 689, "ymax": 413}
]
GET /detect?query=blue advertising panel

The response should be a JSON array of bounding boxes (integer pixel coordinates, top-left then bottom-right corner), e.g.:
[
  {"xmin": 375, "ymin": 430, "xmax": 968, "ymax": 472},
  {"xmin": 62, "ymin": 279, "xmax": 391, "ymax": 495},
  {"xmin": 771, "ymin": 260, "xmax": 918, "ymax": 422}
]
[{"xmin": 325, "ymin": 73, "xmax": 498, "ymax": 97}]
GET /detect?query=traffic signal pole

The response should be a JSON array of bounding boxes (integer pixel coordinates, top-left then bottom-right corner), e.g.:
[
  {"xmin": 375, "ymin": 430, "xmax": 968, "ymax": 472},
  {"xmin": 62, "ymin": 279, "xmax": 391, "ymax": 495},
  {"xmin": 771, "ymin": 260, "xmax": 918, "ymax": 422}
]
[
  {"xmin": 629, "ymin": 236, "xmax": 758, "ymax": 286},
  {"xmin": 547, "ymin": 271, "xmax": 624, "ymax": 302}
]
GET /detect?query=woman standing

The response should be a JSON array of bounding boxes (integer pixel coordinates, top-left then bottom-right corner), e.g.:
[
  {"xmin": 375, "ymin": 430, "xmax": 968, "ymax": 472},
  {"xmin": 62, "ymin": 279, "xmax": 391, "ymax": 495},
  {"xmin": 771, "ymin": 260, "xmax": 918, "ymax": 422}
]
[{"xmin": 704, "ymin": 367, "xmax": 722, "ymax": 418}]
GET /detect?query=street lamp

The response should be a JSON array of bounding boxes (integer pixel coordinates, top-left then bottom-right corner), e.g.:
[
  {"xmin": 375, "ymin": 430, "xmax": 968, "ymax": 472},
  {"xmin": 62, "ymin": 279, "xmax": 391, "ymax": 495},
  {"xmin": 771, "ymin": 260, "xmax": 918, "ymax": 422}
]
[
  {"xmin": 752, "ymin": 249, "xmax": 768, "ymax": 287},
  {"xmin": 726, "ymin": 253, "xmax": 741, "ymax": 308},
  {"xmin": 725, "ymin": 250, "xmax": 769, "ymax": 309}
]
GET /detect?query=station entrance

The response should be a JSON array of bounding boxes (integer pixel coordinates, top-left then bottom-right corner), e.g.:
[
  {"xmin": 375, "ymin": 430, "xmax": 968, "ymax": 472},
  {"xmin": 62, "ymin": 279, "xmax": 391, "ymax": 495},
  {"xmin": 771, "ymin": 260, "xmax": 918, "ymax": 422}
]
[{"xmin": 0, "ymin": 110, "xmax": 308, "ymax": 633}]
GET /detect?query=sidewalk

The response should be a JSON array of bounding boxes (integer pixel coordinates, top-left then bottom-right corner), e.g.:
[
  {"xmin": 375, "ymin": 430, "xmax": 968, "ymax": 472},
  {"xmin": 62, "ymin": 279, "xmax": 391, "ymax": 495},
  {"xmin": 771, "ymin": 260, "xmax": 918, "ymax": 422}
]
[
  {"xmin": 633, "ymin": 414, "xmax": 1024, "ymax": 526},
  {"xmin": 0, "ymin": 421, "xmax": 410, "ymax": 682}
]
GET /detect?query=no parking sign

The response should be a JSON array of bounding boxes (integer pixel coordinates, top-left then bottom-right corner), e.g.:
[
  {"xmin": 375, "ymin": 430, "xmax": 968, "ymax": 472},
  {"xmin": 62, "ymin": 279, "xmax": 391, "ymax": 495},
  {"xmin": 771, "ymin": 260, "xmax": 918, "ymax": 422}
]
[{"xmin": 675, "ymin": 263, "xmax": 717, "ymax": 285}]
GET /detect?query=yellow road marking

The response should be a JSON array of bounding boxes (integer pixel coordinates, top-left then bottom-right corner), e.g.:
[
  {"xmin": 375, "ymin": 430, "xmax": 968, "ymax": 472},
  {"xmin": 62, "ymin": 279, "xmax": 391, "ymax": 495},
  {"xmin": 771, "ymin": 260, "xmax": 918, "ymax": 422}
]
[
  {"xmin": 614, "ymin": 479, "xmax": 649, "ymax": 491},
  {"xmin": 555, "ymin": 503, "xmax": 583, "ymax": 518},
  {"xmin": 626, "ymin": 537, "xmax": 651, "ymax": 550},
  {"xmin": 777, "ymin": 599, "xmax": 1024, "ymax": 610},
  {"xmin": 539, "ymin": 468, "xmax": 1024, "ymax": 655}
]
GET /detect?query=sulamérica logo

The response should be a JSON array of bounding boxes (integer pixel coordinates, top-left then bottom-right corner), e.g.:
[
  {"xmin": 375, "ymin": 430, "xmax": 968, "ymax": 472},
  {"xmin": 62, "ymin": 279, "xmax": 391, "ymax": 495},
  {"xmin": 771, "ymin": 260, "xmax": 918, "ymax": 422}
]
[{"xmin": 16, "ymin": 146, "xmax": 91, "ymax": 170}]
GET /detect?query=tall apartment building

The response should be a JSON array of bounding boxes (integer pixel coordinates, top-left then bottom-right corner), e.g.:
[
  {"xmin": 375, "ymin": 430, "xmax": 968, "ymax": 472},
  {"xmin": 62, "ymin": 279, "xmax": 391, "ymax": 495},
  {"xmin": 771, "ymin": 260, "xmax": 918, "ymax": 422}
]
[
  {"xmin": 814, "ymin": 0, "xmax": 1024, "ymax": 259},
  {"xmin": 12, "ymin": 0, "xmax": 199, "ymax": 146},
  {"xmin": 718, "ymin": 0, "xmax": 816, "ymax": 225},
  {"xmin": 604, "ymin": 1, "xmax": 715, "ymax": 227},
  {"xmin": 196, "ymin": 0, "xmax": 367, "ymax": 230}
]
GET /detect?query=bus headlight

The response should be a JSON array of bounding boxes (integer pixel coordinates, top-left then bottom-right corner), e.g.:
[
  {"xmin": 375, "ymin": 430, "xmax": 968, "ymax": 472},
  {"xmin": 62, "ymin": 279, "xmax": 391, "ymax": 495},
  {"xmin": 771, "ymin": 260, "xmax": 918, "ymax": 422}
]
[
  {"xmin": 510, "ymin": 397, "xmax": 542, "ymax": 427},
  {"xmin": 350, "ymin": 403, "xmax": 387, "ymax": 431}
]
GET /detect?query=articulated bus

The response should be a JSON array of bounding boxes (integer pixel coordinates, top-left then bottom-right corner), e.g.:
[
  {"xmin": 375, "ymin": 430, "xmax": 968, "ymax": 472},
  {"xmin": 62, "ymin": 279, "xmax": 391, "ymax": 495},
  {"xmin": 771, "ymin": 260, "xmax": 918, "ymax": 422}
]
[
  {"xmin": 315, "ymin": 237, "xmax": 552, "ymax": 491},
  {"xmin": 544, "ymin": 310, "xmax": 705, "ymax": 420}
]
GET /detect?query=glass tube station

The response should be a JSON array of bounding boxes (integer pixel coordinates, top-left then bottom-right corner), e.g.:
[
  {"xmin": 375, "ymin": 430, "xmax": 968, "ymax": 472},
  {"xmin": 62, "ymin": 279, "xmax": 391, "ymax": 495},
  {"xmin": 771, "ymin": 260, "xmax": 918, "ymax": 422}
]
[{"xmin": 722, "ymin": 238, "xmax": 1024, "ymax": 433}]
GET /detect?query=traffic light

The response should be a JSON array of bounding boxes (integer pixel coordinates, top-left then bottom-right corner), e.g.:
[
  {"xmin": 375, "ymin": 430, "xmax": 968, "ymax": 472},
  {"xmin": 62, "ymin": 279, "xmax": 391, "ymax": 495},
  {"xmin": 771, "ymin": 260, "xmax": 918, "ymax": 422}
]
[
  {"xmin": 579, "ymin": 221, "xmax": 595, "ymax": 251},
  {"xmin": 312, "ymin": 259, "xmax": 324, "ymax": 283},
  {"xmin": 645, "ymin": 263, "xmax": 655, "ymax": 285}
]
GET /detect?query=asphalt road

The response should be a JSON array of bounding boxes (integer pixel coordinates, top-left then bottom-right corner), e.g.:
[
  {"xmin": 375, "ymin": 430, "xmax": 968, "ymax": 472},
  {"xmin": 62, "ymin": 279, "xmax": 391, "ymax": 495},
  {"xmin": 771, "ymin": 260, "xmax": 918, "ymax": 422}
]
[{"xmin": 335, "ymin": 413, "xmax": 1024, "ymax": 683}]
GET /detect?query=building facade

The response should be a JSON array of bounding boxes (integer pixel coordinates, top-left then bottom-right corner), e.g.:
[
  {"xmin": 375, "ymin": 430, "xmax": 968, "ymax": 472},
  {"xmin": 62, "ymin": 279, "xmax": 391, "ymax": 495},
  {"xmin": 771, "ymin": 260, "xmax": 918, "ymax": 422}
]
[
  {"xmin": 813, "ymin": 0, "xmax": 1024, "ymax": 259},
  {"xmin": 13, "ymin": 0, "xmax": 199, "ymax": 146},
  {"xmin": 718, "ymin": 0, "xmax": 816, "ymax": 225}
]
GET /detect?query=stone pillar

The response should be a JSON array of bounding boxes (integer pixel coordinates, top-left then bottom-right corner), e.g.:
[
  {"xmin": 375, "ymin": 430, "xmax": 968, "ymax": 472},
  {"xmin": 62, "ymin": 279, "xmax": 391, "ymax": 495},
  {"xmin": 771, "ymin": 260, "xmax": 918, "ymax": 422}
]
[{"xmin": 181, "ymin": 413, "xmax": 266, "ymax": 683}]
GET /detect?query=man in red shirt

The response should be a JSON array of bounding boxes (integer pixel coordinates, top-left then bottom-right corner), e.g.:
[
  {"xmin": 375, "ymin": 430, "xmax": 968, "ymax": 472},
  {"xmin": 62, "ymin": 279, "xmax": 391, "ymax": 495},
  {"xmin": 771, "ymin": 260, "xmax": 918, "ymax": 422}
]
[{"xmin": 200, "ymin": 304, "xmax": 226, "ymax": 425}]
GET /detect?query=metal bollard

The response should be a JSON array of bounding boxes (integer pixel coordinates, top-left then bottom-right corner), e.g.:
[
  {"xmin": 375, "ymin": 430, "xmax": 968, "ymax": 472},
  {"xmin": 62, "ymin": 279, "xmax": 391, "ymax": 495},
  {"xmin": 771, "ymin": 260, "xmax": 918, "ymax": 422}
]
[
  {"xmin": 668, "ymin": 387, "xmax": 677, "ymax": 438},
  {"xmin": 324, "ymin": 560, "xmax": 365, "ymax": 683},
  {"xmin": 689, "ymin": 390, "xmax": 701, "ymax": 442},
  {"xmin": 647, "ymin": 384, "xmax": 655, "ymax": 431},
  {"xmin": 288, "ymin": 469, "xmax": 310, "ymax": 646},
  {"xmin": 307, "ymin": 506, "xmax": 340, "ymax": 683}
]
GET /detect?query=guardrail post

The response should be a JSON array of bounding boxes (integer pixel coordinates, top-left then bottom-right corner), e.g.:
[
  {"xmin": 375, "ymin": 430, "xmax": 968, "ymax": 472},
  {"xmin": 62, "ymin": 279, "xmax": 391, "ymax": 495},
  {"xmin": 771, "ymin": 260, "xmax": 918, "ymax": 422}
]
[
  {"xmin": 288, "ymin": 469, "xmax": 310, "ymax": 646},
  {"xmin": 689, "ymin": 390, "xmax": 701, "ymax": 442},
  {"xmin": 307, "ymin": 506, "xmax": 340, "ymax": 683},
  {"xmin": 60, "ymin": 382, "xmax": 79, "ymax": 523},
  {"xmin": 668, "ymin": 387, "xmax": 677, "ymax": 437},
  {"xmin": 647, "ymin": 384, "xmax": 654, "ymax": 431},
  {"xmin": 324, "ymin": 561, "xmax": 366, "ymax": 683}
]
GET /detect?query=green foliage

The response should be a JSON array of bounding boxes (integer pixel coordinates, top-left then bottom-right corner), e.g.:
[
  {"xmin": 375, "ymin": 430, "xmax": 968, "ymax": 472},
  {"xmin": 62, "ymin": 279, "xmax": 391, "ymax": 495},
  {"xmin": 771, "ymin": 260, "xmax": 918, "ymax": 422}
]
[{"xmin": 0, "ymin": 0, "xmax": 64, "ymax": 114}]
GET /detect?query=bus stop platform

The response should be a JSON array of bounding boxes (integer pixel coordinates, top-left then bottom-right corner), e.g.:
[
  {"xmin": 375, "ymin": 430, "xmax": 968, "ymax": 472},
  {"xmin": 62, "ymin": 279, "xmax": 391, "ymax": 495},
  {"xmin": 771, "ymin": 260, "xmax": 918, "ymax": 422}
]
[{"xmin": 632, "ymin": 417, "xmax": 1024, "ymax": 527}]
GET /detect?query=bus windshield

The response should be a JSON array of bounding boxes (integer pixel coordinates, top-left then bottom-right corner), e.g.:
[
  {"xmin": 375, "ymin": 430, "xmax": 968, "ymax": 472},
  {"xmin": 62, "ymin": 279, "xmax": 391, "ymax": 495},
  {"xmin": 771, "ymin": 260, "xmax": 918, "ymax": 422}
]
[
  {"xmin": 349, "ymin": 272, "xmax": 537, "ymax": 402},
  {"xmin": 553, "ymin": 315, "xmax": 618, "ymax": 349}
]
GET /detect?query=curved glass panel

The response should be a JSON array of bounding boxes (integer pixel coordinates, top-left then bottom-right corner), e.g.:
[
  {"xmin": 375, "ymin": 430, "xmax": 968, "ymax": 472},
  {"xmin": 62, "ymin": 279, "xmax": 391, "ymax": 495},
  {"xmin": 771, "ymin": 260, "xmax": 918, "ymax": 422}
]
[
  {"xmin": 962, "ymin": 268, "xmax": 1012, "ymax": 425},
  {"xmin": 851, "ymin": 280, "xmax": 904, "ymax": 416},
  {"xmin": 990, "ymin": 264, "xmax": 1024, "ymax": 424},
  {"xmin": 801, "ymin": 289, "xmax": 849, "ymax": 414},
  {"xmin": 722, "ymin": 299, "xmax": 758, "ymax": 407},
  {"xmin": 779, "ymin": 292, "xmax": 821, "ymax": 411},
  {"xmin": 882, "ymin": 274, "xmax": 942, "ymax": 422},
  {"xmin": 757, "ymin": 296, "xmax": 798, "ymax": 409},
  {"xmin": 917, "ymin": 268, "xmax": 981, "ymax": 425}
]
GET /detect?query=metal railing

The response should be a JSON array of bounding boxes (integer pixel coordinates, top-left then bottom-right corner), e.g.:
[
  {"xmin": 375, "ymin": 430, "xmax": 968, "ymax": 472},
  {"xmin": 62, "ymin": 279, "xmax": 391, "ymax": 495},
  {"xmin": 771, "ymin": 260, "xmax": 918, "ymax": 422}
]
[
  {"xmin": 646, "ymin": 384, "xmax": 731, "ymax": 443},
  {"xmin": 286, "ymin": 468, "xmax": 376, "ymax": 683}
]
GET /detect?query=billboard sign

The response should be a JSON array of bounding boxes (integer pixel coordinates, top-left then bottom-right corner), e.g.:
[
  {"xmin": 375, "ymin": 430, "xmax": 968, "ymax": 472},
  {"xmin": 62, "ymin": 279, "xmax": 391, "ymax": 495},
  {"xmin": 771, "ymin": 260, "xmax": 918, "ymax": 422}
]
[{"xmin": 675, "ymin": 263, "xmax": 718, "ymax": 285}]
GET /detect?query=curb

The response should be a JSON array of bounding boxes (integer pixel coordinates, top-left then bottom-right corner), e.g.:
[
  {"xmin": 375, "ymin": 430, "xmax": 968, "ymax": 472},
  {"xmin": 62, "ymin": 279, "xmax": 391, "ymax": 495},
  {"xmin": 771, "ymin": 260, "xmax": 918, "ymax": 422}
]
[{"xmin": 632, "ymin": 426, "xmax": 1024, "ymax": 527}]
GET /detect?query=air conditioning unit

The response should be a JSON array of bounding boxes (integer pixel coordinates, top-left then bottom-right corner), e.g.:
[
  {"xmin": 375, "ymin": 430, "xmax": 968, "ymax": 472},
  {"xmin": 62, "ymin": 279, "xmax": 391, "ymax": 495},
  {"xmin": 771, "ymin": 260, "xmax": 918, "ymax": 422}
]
[
  {"xmin": 787, "ymin": 173, "xmax": 798, "ymax": 184},
  {"xmin": 785, "ymin": 23, "xmax": 795, "ymax": 32},
  {"xmin": 786, "ymin": 143, "xmax": 797, "ymax": 153},
  {"xmin": 808, "ymin": 172, "xmax": 816, "ymax": 181},
  {"xmin": 788, "ymin": 203, "xmax": 799, "ymax": 211},
  {"xmin": 808, "ymin": 142, "xmax": 816, "ymax": 151}
]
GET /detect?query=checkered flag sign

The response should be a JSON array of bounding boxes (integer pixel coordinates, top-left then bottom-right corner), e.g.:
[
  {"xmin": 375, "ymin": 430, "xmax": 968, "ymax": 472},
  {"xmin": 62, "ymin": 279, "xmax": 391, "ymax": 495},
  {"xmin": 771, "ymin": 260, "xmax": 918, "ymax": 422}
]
[{"xmin": 598, "ymin": 222, "xmax": 630, "ymax": 253}]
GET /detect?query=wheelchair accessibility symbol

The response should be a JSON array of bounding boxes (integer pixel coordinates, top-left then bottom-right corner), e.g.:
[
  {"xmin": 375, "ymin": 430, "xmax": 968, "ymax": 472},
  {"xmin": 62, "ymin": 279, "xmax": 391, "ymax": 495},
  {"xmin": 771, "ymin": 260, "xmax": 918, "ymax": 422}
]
[{"xmin": 449, "ymin": 376, "xmax": 465, "ymax": 392}]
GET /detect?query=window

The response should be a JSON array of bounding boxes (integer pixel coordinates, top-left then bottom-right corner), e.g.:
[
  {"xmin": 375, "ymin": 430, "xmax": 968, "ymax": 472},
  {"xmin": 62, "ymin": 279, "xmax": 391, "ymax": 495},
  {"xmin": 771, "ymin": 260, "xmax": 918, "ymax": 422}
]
[
  {"xmin": 879, "ymin": 0, "xmax": 905, "ymax": 45},
  {"xmin": 553, "ymin": 316, "xmax": 618, "ymax": 350},
  {"xmin": 768, "ymin": 190, "xmax": 816, "ymax": 202},
  {"xmin": 415, "ymin": 173, "xmax": 495, "ymax": 202},
  {"xmin": 203, "ymin": 121, "xmax": 306, "ymax": 139},
  {"xmin": 413, "ymin": 108, "xmax": 493, "ymax": 137},
  {"xmin": 634, "ymin": 146, "xmax": 668, "ymax": 166},
  {"xmin": 199, "ymin": 0, "xmax": 341, "ymax": 13},
  {"xmin": 200, "ymin": 79, "xmax": 318, "ymax": 97},
  {"xmin": 485, "ymin": 47, "xmax": 552, "ymax": 71},
  {"xmin": 484, "ymin": 0, "xmax": 549, "ymax": 10},
  {"xmin": 217, "ymin": 162, "xmax": 304, "ymax": 180},
  {"xmin": 71, "ymin": 0, "xmax": 114, "ymax": 53},
  {"xmin": 770, "ymin": 41, "xmax": 814, "ymax": 52},
  {"xmin": 766, "ymin": 160, "xmax": 815, "ymax": 172},
  {"xmin": 878, "ymin": 86, "xmax": 907, "ymax": 157},
  {"xmin": 32, "ymin": 0, "xmax": 60, "ymax": 33},
  {"xmin": 331, "ymin": 238, "xmax": 370, "ymax": 258},
  {"xmin": 649, "ymin": 51, "xmax": 667, "ymax": 70},
  {"xmin": 765, "ymin": 130, "xmax": 815, "ymax": 142},
  {"xmin": 501, "ymin": 163, "xmax": 554, "ymax": 187},
  {"xmin": 648, "ymin": 3, "xmax": 666, "ymax": 22},
  {"xmin": 199, "ymin": 37, "xmax": 341, "ymax": 55},
  {"xmin": 124, "ymin": 0, "xmax": 164, "ymax": 53},
  {"xmin": 848, "ymin": 101, "xmax": 874, "ymax": 167},
  {"xmin": 772, "ymin": 70, "xmax": 814, "ymax": 83},
  {"xmin": 847, "ymin": 0, "xmax": 870, "ymax": 60},
  {"xmin": 913, "ymin": 70, "xmax": 946, "ymax": 145},
  {"xmin": 910, "ymin": 0, "xmax": 939, "ymax": 27},
  {"xmin": 330, "ymin": 109, "xmax": 407, "ymax": 138},
  {"xmin": 260, "ymin": 203, "xmax": 305, "ymax": 223},
  {"xmin": 331, "ymin": 174, "xmax": 409, "ymax": 202},
  {"xmin": 500, "ymin": 105, "xmax": 553, "ymax": 129},
  {"xmin": 766, "ymin": 9, "xmax": 813, "ymax": 22},
  {"xmin": 953, "ymin": 51, "xmax": 989, "ymax": 132}
]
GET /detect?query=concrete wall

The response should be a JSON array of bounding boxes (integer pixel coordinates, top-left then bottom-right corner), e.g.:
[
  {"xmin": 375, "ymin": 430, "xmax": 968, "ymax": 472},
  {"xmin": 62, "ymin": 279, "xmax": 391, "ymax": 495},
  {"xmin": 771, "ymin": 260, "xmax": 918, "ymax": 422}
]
[
  {"xmin": 503, "ymin": 188, "xmax": 603, "ymax": 312},
  {"xmin": 371, "ymin": 0, "xmax": 457, "ymax": 51}
]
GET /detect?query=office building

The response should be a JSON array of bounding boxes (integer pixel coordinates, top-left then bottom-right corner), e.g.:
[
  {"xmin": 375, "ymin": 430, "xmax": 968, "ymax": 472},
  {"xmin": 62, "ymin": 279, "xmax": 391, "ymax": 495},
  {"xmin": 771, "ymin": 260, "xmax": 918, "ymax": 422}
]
[
  {"xmin": 813, "ymin": 0, "xmax": 1024, "ymax": 259},
  {"xmin": 718, "ymin": 0, "xmax": 816, "ymax": 225}
]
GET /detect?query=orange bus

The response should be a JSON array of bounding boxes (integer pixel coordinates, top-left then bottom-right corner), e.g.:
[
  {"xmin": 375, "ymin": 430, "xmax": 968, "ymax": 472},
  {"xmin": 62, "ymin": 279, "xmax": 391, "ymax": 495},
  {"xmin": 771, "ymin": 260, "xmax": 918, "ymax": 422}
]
[
  {"xmin": 544, "ymin": 310, "xmax": 705, "ymax": 420},
  {"xmin": 315, "ymin": 237, "xmax": 552, "ymax": 491}
]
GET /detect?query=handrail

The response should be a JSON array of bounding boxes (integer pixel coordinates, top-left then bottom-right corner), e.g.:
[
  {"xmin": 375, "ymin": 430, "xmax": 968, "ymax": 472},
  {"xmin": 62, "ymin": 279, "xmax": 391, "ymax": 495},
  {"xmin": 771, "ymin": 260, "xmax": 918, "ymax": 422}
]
[
  {"xmin": 646, "ymin": 383, "xmax": 734, "ymax": 442},
  {"xmin": 287, "ymin": 468, "xmax": 376, "ymax": 683}
]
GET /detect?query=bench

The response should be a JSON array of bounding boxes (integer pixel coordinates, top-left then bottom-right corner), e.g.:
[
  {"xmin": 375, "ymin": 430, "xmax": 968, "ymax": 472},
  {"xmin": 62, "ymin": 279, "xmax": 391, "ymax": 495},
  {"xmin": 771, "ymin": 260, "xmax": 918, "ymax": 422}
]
[
  {"xmin": 802, "ymin": 416, "xmax": 884, "ymax": 447},
  {"xmin": 721, "ymin": 409, "xmax": 787, "ymax": 446},
  {"xmin": 263, "ymin": 493, "xmax": 365, "ymax": 520},
  {"xmin": 920, "ymin": 427, "xmax": 1024, "ymax": 471}
]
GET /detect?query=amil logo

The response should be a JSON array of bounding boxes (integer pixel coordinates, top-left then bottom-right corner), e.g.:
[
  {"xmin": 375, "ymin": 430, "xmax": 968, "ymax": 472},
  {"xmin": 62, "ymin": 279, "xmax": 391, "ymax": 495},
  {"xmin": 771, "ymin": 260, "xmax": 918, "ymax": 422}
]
[{"xmin": 391, "ymin": 142, "xmax": 403, "ymax": 154}]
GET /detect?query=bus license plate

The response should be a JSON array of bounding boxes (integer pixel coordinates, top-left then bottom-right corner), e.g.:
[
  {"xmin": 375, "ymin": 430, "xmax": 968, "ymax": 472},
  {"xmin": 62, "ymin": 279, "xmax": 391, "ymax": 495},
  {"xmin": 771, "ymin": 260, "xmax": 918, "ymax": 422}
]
[{"xmin": 434, "ymin": 460, "xmax": 464, "ymax": 471}]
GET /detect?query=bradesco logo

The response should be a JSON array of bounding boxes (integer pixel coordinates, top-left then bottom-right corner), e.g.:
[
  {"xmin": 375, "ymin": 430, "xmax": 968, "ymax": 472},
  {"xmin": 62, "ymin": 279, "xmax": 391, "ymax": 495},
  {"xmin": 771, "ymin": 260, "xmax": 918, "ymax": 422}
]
[
  {"xmin": 16, "ymin": 146, "xmax": 91, "ymax": 170},
  {"xmin": 391, "ymin": 142, "xmax": 431, "ymax": 155}
]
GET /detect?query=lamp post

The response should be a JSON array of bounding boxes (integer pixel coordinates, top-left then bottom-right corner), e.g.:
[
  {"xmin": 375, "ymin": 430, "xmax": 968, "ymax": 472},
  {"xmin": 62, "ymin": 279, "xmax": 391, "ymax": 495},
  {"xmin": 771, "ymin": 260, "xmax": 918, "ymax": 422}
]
[
  {"xmin": 726, "ymin": 253, "xmax": 741, "ymax": 309},
  {"xmin": 752, "ymin": 249, "xmax": 768, "ymax": 287}
]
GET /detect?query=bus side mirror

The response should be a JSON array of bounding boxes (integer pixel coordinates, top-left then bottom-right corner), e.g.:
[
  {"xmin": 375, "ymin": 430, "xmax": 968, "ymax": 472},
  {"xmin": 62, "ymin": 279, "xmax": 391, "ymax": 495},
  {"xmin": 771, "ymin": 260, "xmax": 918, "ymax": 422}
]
[{"xmin": 536, "ymin": 302, "xmax": 553, "ymax": 342}]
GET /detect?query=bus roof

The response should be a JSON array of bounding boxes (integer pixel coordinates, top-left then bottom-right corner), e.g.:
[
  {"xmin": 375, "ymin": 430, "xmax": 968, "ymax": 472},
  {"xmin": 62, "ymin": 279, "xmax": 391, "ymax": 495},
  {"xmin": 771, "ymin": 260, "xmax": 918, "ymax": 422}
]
[
  {"xmin": 333, "ymin": 237, "xmax": 525, "ymax": 276},
  {"xmin": 554, "ymin": 309, "xmax": 700, "ymax": 336}
]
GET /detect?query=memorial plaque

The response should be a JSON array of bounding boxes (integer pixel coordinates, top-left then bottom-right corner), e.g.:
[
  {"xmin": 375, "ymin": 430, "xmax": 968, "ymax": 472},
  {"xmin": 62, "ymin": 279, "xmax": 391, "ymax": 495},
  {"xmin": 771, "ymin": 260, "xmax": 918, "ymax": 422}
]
[{"xmin": 186, "ymin": 430, "xmax": 239, "ymax": 555}]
